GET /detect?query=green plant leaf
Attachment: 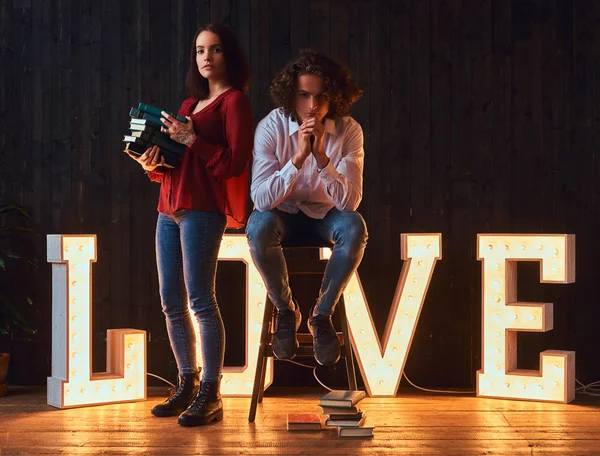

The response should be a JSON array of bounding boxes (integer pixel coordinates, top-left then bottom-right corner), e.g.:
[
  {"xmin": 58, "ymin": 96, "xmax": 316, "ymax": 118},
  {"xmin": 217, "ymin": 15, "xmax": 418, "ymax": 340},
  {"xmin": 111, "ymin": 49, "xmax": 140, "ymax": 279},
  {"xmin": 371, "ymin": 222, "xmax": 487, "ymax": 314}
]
[
  {"xmin": 0, "ymin": 202, "xmax": 37, "ymax": 340},
  {"xmin": 0, "ymin": 251, "xmax": 37, "ymax": 268},
  {"xmin": 0, "ymin": 296, "xmax": 36, "ymax": 335},
  {"xmin": 0, "ymin": 227, "xmax": 35, "ymax": 235},
  {"xmin": 0, "ymin": 204, "xmax": 32, "ymax": 218}
]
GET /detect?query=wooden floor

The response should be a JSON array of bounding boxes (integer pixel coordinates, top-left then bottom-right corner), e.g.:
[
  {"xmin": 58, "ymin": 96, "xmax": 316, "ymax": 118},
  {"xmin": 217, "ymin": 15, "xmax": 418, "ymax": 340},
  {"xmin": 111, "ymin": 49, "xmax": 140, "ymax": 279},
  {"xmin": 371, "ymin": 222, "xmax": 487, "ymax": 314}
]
[{"xmin": 1, "ymin": 387, "xmax": 600, "ymax": 455}]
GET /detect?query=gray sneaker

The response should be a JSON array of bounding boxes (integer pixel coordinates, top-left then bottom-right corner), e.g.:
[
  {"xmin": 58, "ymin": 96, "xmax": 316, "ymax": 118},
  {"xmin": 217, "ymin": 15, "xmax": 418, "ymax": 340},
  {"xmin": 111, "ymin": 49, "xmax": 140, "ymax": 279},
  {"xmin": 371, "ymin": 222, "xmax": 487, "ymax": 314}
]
[
  {"xmin": 271, "ymin": 301, "xmax": 302, "ymax": 359},
  {"xmin": 308, "ymin": 307, "xmax": 340, "ymax": 365}
]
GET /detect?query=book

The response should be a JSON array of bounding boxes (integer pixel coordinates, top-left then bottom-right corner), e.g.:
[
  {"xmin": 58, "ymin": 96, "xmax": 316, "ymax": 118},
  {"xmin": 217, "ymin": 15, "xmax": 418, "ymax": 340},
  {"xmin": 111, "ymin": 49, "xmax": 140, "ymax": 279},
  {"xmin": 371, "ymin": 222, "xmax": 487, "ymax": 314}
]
[
  {"xmin": 124, "ymin": 102, "xmax": 188, "ymax": 171},
  {"xmin": 123, "ymin": 143, "xmax": 176, "ymax": 169},
  {"xmin": 125, "ymin": 145, "xmax": 180, "ymax": 162},
  {"xmin": 286, "ymin": 413, "xmax": 321, "ymax": 431},
  {"xmin": 137, "ymin": 102, "xmax": 187, "ymax": 123},
  {"xmin": 318, "ymin": 390, "xmax": 366, "ymax": 408},
  {"xmin": 130, "ymin": 116, "xmax": 155, "ymax": 125},
  {"xmin": 123, "ymin": 131, "xmax": 185, "ymax": 157},
  {"xmin": 129, "ymin": 119, "xmax": 161, "ymax": 130},
  {"xmin": 129, "ymin": 108, "xmax": 165, "ymax": 129},
  {"xmin": 122, "ymin": 138, "xmax": 149, "ymax": 154},
  {"xmin": 126, "ymin": 126, "xmax": 186, "ymax": 157},
  {"xmin": 129, "ymin": 123, "xmax": 146, "ymax": 132},
  {"xmin": 327, "ymin": 410, "xmax": 364, "ymax": 420},
  {"xmin": 123, "ymin": 137, "xmax": 180, "ymax": 160},
  {"xmin": 325, "ymin": 413, "xmax": 366, "ymax": 428},
  {"xmin": 320, "ymin": 405, "xmax": 362, "ymax": 416},
  {"xmin": 123, "ymin": 140, "xmax": 178, "ymax": 169},
  {"xmin": 337, "ymin": 425, "xmax": 374, "ymax": 438},
  {"xmin": 127, "ymin": 122, "xmax": 162, "ymax": 135}
]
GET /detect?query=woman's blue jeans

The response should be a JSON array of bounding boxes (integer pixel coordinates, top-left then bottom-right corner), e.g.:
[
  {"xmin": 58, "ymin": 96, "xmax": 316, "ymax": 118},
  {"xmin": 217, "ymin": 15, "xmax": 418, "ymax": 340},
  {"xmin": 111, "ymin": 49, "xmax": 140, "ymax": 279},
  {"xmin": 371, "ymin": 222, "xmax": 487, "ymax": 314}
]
[{"xmin": 155, "ymin": 210, "xmax": 227, "ymax": 382}]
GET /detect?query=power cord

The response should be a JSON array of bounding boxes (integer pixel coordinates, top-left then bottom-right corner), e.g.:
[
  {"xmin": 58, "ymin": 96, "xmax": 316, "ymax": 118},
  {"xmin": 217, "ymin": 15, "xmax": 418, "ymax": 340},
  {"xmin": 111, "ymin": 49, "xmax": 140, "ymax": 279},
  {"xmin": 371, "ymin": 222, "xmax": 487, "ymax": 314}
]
[
  {"xmin": 576, "ymin": 379, "xmax": 600, "ymax": 397},
  {"xmin": 147, "ymin": 372, "xmax": 175, "ymax": 388},
  {"xmin": 147, "ymin": 361, "xmax": 339, "ymax": 393},
  {"xmin": 279, "ymin": 359, "xmax": 334, "ymax": 392},
  {"xmin": 279, "ymin": 359, "xmax": 476, "ymax": 394},
  {"xmin": 402, "ymin": 372, "xmax": 475, "ymax": 394},
  {"xmin": 148, "ymin": 369, "xmax": 600, "ymax": 399}
]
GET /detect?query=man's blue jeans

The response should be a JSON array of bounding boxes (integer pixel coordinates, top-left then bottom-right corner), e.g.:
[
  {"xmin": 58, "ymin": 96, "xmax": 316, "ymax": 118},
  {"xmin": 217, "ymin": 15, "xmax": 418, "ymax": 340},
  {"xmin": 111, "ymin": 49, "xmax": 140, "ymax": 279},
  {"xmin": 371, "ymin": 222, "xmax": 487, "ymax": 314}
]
[
  {"xmin": 155, "ymin": 210, "xmax": 227, "ymax": 382},
  {"xmin": 246, "ymin": 208, "xmax": 368, "ymax": 316}
]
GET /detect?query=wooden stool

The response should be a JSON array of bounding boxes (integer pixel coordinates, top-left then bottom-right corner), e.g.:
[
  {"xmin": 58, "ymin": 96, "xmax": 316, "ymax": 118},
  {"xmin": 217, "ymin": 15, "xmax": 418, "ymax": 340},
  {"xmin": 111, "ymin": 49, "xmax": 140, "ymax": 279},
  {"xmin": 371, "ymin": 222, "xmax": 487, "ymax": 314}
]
[{"xmin": 248, "ymin": 242, "xmax": 358, "ymax": 422}]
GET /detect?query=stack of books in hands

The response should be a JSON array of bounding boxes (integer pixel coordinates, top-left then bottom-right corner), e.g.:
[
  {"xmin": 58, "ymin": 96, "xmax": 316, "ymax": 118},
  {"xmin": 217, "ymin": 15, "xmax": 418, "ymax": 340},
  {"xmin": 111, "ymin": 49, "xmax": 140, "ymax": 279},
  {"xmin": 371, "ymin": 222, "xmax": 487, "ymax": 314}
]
[
  {"xmin": 123, "ymin": 102, "xmax": 188, "ymax": 169},
  {"xmin": 319, "ymin": 390, "xmax": 374, "ymax": 438}
]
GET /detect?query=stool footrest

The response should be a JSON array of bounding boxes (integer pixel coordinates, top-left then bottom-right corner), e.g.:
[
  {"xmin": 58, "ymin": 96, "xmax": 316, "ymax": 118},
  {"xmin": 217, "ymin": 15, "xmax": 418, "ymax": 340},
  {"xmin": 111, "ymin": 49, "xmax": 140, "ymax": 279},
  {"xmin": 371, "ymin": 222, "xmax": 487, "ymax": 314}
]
[{"xmin": 296, "ymin": 332, "xmax": 344, "ymax": 345}]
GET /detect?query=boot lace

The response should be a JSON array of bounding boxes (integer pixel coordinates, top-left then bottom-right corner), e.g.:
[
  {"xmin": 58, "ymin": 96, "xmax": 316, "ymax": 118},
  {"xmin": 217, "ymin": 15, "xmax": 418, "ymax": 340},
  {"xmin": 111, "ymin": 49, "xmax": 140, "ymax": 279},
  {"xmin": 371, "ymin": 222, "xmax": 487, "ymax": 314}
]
[{"xmin": 189, "ymin": 383, "xmax": 211, "ymax": 412}]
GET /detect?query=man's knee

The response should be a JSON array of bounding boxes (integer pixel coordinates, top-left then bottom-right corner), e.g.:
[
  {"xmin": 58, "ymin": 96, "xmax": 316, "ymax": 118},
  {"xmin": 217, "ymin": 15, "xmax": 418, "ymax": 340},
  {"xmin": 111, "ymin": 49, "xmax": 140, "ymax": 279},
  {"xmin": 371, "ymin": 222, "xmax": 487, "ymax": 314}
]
[
  {"xmin": 246, "ymin": 210, "xmax": 283, "ymax": 249},
  {"xmin": 338, "ymin": 212, "xmax": 368, "ymax": 249}
]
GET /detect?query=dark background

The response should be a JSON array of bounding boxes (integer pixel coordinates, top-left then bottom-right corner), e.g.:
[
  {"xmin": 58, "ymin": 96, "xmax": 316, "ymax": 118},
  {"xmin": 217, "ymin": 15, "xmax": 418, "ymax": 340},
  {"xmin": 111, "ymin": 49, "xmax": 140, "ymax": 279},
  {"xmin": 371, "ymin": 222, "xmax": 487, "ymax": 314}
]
[{"xmin": 1, "ymin": 0, "xmax": 599, "ymax": 390}]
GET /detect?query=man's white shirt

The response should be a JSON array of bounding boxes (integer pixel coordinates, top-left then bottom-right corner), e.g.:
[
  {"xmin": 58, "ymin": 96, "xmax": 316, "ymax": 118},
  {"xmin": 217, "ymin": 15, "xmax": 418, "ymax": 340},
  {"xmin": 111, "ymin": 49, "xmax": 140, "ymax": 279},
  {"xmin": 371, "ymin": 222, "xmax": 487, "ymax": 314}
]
[{"xmin": 251, "ymin": 108, "xmax": 364, "ymax": 219}]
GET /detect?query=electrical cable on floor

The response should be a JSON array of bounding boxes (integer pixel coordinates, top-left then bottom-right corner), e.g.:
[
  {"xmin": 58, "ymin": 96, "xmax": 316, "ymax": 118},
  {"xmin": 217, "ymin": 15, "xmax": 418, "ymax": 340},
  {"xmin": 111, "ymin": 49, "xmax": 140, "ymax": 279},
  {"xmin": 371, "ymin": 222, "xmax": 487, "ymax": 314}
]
[
  {"xmin": 279, "ymin": 359, "xmax": 476, "ymax": 395},
  {"xmin": 149, "ymin": 369, "xmax": 600, "ymax": 398},
  {"xmin": 576, "ymin": 378, "xmax": 600, "ymax": 397},
  {"xmin": 402, "ymin": 372, "xmax": 475, "ymax": 395},
  {"xmin": 279, "ymin": 358, "xmax": 334, "ymax": 392},
  {"xmin": 147, "ymin": 373, "xmax": 175, "ymax": 388}
]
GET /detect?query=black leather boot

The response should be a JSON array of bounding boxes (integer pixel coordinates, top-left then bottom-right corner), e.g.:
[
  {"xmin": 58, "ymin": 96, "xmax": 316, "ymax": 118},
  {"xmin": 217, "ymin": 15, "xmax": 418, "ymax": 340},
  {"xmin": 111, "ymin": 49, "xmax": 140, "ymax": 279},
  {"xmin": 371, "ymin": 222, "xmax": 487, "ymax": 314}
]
[
  {"xmin": 151, "ymin": 373, "xmax": 200, "ymax": 417},
  {"xmin": 178, "ymin": 377, "xmax": 223, "ymax": 426}
]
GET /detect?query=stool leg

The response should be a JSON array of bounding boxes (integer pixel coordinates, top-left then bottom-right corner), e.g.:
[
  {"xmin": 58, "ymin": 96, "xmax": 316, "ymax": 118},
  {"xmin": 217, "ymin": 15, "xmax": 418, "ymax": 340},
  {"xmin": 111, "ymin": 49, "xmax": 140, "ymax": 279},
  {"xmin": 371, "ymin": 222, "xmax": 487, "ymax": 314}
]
[
  {"xmin": 259, "ymin": 300, "xmax": 274, "ymax": 405},
  {"xmin": 339, "ymin": 298, "xmax": 358, "ymax": 391},
  {"xmin": 257, "ymin": 347, "xmax": 268, "ymax": 404},
  {"xmin": 249, "ymin": 298, "xmax": 274, "ymax": 422}
]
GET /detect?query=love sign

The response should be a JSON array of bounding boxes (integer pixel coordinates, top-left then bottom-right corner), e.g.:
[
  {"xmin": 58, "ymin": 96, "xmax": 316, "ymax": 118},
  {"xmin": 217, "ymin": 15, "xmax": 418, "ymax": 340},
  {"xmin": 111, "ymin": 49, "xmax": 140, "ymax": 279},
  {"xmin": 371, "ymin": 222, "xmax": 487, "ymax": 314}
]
[{"xmin": 47, "ymin": 232, "xmax": 575, "ymax": 408}]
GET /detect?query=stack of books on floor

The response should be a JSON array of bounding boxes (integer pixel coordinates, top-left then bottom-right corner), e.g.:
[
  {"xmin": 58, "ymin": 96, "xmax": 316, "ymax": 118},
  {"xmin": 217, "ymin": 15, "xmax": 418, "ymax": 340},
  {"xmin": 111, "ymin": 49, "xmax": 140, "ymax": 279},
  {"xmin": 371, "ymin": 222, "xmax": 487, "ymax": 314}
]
[
  {"xmin": 319, "ymin": 390, "xmax": 374, "ymax": 438},
  {"xmin": 123, "ymin": 102, "xmax": 188, "ymax": 169},
  {"xmin": 286, "ymin": 413, "xmax": 322, "ymax": 432}
]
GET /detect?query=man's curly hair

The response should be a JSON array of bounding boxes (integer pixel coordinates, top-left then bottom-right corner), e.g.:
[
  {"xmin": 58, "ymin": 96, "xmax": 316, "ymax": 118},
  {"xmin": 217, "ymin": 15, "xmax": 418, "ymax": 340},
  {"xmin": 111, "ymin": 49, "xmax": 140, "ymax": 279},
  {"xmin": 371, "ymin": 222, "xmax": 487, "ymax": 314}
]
[{"xmin": 270, "ymin": 49, "xmax": 363, "ymax": 121}]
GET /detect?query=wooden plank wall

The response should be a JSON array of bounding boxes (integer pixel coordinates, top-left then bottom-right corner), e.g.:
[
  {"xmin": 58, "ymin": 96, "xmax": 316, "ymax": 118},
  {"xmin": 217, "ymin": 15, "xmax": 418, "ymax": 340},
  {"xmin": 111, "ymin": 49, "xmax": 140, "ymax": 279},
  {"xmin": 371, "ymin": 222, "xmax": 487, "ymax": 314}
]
[{"xmin": 1, "ymin": 0, "xmax": 599, "ymax": 390}]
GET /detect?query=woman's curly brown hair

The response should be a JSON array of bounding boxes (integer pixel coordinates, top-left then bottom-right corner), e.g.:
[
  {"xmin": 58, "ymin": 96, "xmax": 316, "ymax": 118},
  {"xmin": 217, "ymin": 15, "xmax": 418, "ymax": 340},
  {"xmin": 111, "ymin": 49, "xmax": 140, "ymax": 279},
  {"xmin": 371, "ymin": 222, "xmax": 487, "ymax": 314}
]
[{"xmin": 270, "ymin": 49, "xmax": 363, "ymax": 121}]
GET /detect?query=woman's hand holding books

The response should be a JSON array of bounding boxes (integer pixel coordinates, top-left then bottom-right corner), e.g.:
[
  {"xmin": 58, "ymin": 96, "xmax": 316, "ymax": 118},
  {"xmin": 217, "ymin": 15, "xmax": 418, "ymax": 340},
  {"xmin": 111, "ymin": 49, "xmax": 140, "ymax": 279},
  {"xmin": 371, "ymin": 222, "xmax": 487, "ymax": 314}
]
[
  {"xmin": 134, "ymin": 145, "xmax": 165, "ymax": 172},
  {"xmin": 161, "ymin": 112, "xmax": 197, "ymax": 147}
]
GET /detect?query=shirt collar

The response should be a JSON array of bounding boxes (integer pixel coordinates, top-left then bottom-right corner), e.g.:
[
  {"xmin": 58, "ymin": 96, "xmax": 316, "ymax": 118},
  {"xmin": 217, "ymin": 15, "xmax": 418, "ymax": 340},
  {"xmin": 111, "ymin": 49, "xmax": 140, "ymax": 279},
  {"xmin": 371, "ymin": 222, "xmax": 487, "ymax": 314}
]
[{"xmin": 288, "ymin": 116, "xmax": 337, "ymax": 137}]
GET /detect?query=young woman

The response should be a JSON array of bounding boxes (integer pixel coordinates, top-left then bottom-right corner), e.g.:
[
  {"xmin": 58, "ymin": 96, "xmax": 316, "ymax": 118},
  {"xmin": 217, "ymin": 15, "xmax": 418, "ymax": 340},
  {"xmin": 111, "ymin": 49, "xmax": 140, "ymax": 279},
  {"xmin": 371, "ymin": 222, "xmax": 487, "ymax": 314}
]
[{"xmin": 133, "ymin": 24, "xmax": 253, "ymax": 427}]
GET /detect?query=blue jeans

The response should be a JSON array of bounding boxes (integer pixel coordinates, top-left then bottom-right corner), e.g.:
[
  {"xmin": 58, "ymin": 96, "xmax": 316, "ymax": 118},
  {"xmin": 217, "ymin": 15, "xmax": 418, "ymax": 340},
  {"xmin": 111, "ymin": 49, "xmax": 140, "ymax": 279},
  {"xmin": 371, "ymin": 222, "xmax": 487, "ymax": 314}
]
[
  {"xmin": 246, "ymin": 208, "xmax": 368, "ymax": 316},
  {"xmin": 156, "ymin": 210, "xmax": 227, "ymax": 382}
]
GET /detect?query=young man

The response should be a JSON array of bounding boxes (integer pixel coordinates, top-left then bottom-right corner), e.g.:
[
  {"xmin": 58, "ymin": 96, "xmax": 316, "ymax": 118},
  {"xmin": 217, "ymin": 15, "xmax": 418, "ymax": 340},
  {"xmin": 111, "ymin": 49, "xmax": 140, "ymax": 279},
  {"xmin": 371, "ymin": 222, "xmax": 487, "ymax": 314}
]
[{"xmin": 246, "ymin": 49, "xmax": 367, "ymax": 366}]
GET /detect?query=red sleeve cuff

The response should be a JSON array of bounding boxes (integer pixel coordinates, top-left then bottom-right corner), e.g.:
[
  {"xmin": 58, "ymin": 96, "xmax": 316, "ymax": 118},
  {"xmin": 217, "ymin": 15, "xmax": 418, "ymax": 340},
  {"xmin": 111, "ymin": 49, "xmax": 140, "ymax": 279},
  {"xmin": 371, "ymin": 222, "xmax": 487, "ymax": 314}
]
[
  {"xmin": 146, "ymin": 168, "xmax": 165, "ymax": 182},
  {"xmin": 190, "ymin": 134, "xmax": 219, "ymax": 163}
]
